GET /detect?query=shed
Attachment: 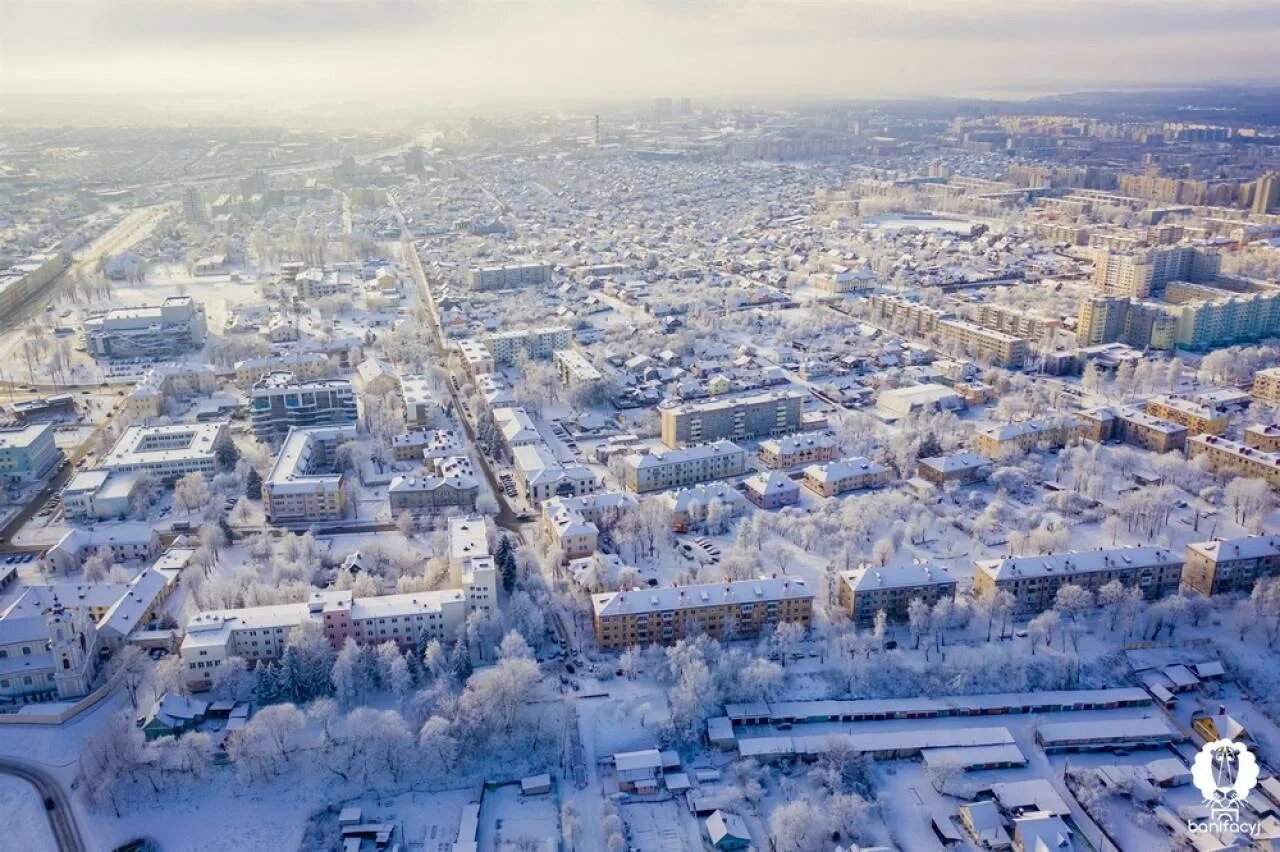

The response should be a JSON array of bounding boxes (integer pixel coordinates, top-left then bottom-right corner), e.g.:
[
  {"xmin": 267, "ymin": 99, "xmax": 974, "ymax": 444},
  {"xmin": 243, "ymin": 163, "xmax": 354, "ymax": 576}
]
[{"xmin": 521, "ymin": 774, "xmax": 552, "ymax": 796}]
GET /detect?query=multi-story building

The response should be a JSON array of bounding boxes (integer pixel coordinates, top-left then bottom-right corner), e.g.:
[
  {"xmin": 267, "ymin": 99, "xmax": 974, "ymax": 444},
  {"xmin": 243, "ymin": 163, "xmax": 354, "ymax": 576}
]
[
  {"xmin": 1144, "ymin": 395, "xmax": 1229, "ymax": 436},
  {"xmin": 512, "ymin": 442, "xmax": 599, "ymax": 504},
  {"xmin": 1077, "ymin": 406, "xmax": 1188, "ymax": 453},
  {"xmin": 387, "ymin": 455, "xmax": 479, "ymax": 512},
  {"xmin": 0, "ymin": 252, "xmax": 69, "ymax": 322},
  {"xmin": 0, "ymin": 424, "xmax": 62, "ymax": 484},
  {"xmin": 758, "ymin": 433, "xmax": 839, "ymax": 469},
  {"xmin": 1245, "ymin": 424, "xmax": 1280, "ymax": 453},
  {"xmin": 400, "ymin": 375, "xmax": 439, "ymax": 427},
  {"xmin": 1252, "ymin": 368, "xmax": 1280, "ymax": 406},
  {"xmin": 99, "ymin": 422, "xmax": 228, "ymax": 481},
  {"xmin": 1075, "ymin": 296, "xmax": 1179, "ymax": 350},
  {"xmin": 467, "ymin": 263, "xmax": 552, "ymax": 291},
  {"xmin": 542, "ymin": 503, "xmax": 599, "ymax": 561},
  {"xmin": 974, "ymin": 546, "xmax": 1184, "ymax": 614},
  {"xmin": 553, "ymin": 349, "xmax": 602, "ymax": 384},
  {"xmin": 47, "ymin": 524, "xmax": 162, "ymax": 573},
  {"xmin": 802, "ymin": 457, "xmax": 892, "ymax": 497},
  {"xmin": 867, "ymin": 295, "xmax": 1029, "ymax": 367},
  {"xmin": 250, "ymin": 372, "xmax": 358, "ymax": 445},
  {"xmin": 974, "ymin": 303, "xmax": 1059, "ymax": 340},
  {"xmin": 1253, "ymin": 172, "xmax": 1280, "ymax": 216},
  {"xmin": 83, "ymin": 296, "xmax": 208, "ymax": 359},
  {"xmin": 660, "ymin": 391, "xmax": 805, "ymax": 449},
  {"xmin": 1091, "ymin": 246, "xmax": 1219, "ymax": 298},
  {"xmin": 0, "ymin": 602, "xmax": 98, "ymax": 702},
  {"xmin": 180, "ymin": 588, "xmax": 468, "ymax": 686},
  {"xmin": 62, "ymin": 470, "xmax": 141, "ymax": 520},
  {"xmin": 447, "ymin": 517, "xmax": 498, "ymax": 617},
  {"xmin": 483, "ymin": 326, "xmax": 572, "ymax": 365},
  {"xmin": 262, "ymin": 425, "xmax": 356, "ymax": 524},
  {"xmin": 1186, "ymin": 434, "xmax": 1280, "ymax": 488},
  {"xmin": 1182, "ymin": 535, "xmax": 1280, "ymax": 597},
  {"xmin": 743, "ymin": 471, "xmax": 800, "ymax": 510},
  {"xmin": 456, "ymin": 339, "xmax": 496, "ymax": 376},
  {"xmin": 233, "ymin": 353, "xmax": 331, "ymax": 387},
  {"xmin": 974, "ymin": 416, "xmax": 1081, "ymax": 460},
  {"xmin": 837, "ymin": 564, "xmax": 958, "ymax": 627},
  {"xmin": 1169, "ymin": 286, "xmax": 1280, "ymax": 351},
  {"xmin": 592, "ymin": 577, "xmax": 814, "ymax": 650},
  {"xmin": 623, "ymin": 441, "xmax": 747, "ymax": 493},
  {"xmin": 916, "ymin": 452, "xmax": 992, "ymax": 487}
]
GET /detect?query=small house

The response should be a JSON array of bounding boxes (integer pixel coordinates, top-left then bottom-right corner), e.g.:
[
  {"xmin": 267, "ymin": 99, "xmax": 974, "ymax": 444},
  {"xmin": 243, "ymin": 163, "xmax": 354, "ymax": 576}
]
[{"xmin": 705, "ymin": 810, "xmax": 752, "ymax": 851}]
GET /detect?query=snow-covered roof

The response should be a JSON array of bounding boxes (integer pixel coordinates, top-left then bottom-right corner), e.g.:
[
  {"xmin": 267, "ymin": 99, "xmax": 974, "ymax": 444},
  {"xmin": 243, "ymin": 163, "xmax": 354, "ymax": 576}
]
[
  {"xmin": 976, "ymin": 545, "xmax": 1180, "ymax": 582},
  {"xmin": 1186, "ymin": 534, "xmax": 1280, "ymax": 563},
  {"xmin": 593, "ymin": 577, "xmax": 813, "ymax": 618}
]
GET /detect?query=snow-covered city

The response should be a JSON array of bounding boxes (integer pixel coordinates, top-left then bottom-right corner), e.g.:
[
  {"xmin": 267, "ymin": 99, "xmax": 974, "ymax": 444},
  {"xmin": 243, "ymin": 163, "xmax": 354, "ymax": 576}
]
[{"xmin": 4, "ymin": 3, "xmax": 1280, "ymax": 851}]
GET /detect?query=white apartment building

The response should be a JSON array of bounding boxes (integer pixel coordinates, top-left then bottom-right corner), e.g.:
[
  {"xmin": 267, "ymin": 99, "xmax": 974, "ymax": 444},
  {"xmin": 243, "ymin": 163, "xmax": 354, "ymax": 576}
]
[
  {"xmin": 180, "ymin": 588, "xmax": 468, "ymax": 686},
  {"xmin": 483, "ymin": 326, "xmax": 573, "ymax": 365},
  {"xmin": 447, "ymin": 517, "xmax": 498, "ymax": 616},
  {"xmin": 623, "ymin": 441, "xmax": 747, "ymax": 493},
  {"xmin": 262, "ymin": 425, "xmax": 357, "ymax": 524}
]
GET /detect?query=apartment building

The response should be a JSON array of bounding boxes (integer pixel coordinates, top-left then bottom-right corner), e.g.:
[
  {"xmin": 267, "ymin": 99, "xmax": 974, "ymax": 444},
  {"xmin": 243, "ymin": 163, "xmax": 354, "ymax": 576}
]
[
  {"xmin": 866, "ymin": 295, "xmax": 1028, "ymax": 367},
  {"xmin": 542, "ymin": 502, "xmax": 599, "ymax": 561},
  {"xmin": 974, "ymin": 303, "xmax": 1059, "ymax": 340},
  {"xmin": 1252, "ymin": 368, "xmax": 1280, "ymax": 405},
  {"xmin": 916, "ymin": 452, "xmax": 992, "ymax": 487},
  {"xmin": 660, "ymin": 391, "xmax": 805, "ymax": 449},
  {"xmin": 0, "ymin": 424, "xmax": 62, "ymax": 483},
  {"xmin": 250, "ymin": 372, "xmax": 358, "ymax": 445},
  {"xmin": 447, "ymin": 517, "xmax": 498, "ymax": 617},
  {"xmin": 553, "ymin": 349, "xmax": 602, "ymax": 384},
  {"xmin": 1245, "ymin": 424, "xmax": 1280, "ymax": 453},
  {"xmin": 1077, "ymin": 406, "xmax": 1188, "ymax": 453},
  {"xmin": 1091, "ymin": 246, "xmax": 1219, "ymax": 298},
  {"xmin": 803, "ymin": 457, "xmax": 892, "ymax": 497},
  {"xmin": 400, "ymin": 374, "xmax": 439, "ymax": 427},
  {"xmin": 623, "ymin": 441, "xmax": 747, "ymax": 493},
  {"xmin": 837, "ymin": 564, "xmax": 958, "ymax": 627},
  {"xmin": 1169, "ymin": 286, "xmax": 1280, "ymax": 351},
  {"xmin": 1144, "ymin": 395, "xmax": 1229, "ymax": 436},
  {"xmin": 467, "ymin": 263, "xmax": 552, "ymax": 291},
  {"xmin": 667, "ymin": 483, "xmax": 750, "ymax": 532},
  {"xmin": 456, "ymin": 338, "xmax": 496, "ymax": 376},
  {"xmin": 592, "ymin": 577, "xmax": 814, "ymax": 650},
  {"xmin": 743, "ymin": 471, "xmax": 800, "ymax": 510},
  {"xmin": 483, "ymin": 326, "xmax": 572, "ymax": 365},
  {"xmin": 180, "ymin": 588, "xmax": 468, "ymax": 686},
  {"xmin": 47, "ymin": 524, "xmax": 162, "ymax": 573},
  {"xmin": 62, "ymin": 470, "xmax": 141, "ymax": 520},
  {"xmin": 84, "ymin": 296, "xmax": 208, "ymax": 359},
  {"xmin": 758, "ymin": 433, "xmax": 839, "ymax": 469},
  {"xmin": 233, "ymin": 353, "xmax": 330, "ymax": 387},
  {"xmin": 100, "ymin": 422, "xmax": 228, "ymax": 481},
  {"xmin": 974, "ymin": 416, "xmax": 1082, "ymax": 460},
  {"xmin": 974, "ymin": 546, "xmax": 1184, "ymax": 615},
  {"xmin": 262, "ymin": 425, "xmax": 357, "ymax": 523},
  {"xmin": 1186, "ymin": 434, "xmax": 1280, "ymax": 488},
  {"xmin": 1075, "ymin": 295, "xmax": 1179, "ymax": 350},
  {"xmin": 1182, "ymin": 535, "xmax": 1280, "ymax": 597},
  {"xmin": 0, "ymin": 252, "xmax": 68, "ymax": 322}
]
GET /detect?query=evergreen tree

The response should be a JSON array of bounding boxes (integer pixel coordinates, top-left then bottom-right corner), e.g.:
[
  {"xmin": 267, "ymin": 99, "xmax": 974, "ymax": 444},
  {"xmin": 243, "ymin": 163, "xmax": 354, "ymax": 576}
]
[
  {"xmin": 245, "ymin": 468, "xmax": 263, "ymax": 499},
  {"xmin": 214, "ymin": 432, "xmax": 240, "ymax": 472},
  {"xmin": 449, "ymin": 635, "xmax": 473, "ymax": 683},
  {"xmin": 255, "ymin": 661, "xmax": 283, "ymax": 704},
  {"xmin": 495, "ymin": 535, "xmax": 517, "ymax": 592}
]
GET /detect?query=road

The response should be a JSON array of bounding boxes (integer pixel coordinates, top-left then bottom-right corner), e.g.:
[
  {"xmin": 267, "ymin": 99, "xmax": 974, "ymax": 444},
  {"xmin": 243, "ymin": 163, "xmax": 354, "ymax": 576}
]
[
  {"xmin": 387, "ymin": 192, "xmax": 524, "ymax": 536},
  {"xmin": 0, "ymin": 758, "xmax": 87, "ymax": 852},
  {"xmin": 0, "ymin": 204, "xmax": 170, "ymax": 336}
]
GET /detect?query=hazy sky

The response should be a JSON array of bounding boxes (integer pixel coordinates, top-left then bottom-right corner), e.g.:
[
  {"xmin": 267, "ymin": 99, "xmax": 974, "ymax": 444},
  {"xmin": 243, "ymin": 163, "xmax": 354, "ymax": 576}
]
[{"xmin": 3, "ymin": 0, "xmax": 1279, "ymax": 107}]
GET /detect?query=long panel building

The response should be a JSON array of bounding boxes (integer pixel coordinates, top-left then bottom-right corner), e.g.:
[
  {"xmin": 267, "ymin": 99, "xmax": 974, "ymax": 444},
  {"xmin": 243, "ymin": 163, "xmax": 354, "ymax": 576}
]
[
  {"xmin": 975, "ymin": 546, "xmax": 1184, "ymax": 614},
  {"xmin": 592, "ymin": 577, "xmax": 814, "ymax": 650},
  {"xmin": 660, "ymin": 391, "xmax": 805, "ymax": 449}
]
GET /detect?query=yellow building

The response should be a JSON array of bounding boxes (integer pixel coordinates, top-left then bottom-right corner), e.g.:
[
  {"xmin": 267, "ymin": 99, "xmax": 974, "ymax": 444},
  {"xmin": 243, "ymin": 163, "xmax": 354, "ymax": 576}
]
[
  {"xmin": 592, "ymin": 578, "xmax": 814, "ymax": 650},
  {"xmin": 1144, "ymin": 396, "xmax": 1229, "ymax": 436}
]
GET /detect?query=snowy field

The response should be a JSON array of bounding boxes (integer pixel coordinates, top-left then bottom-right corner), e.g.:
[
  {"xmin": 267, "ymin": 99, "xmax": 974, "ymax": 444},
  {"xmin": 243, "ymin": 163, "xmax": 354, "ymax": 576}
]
[{"xmin": 0, "ymin": 776, "xmax": 57, "ymax": 852}]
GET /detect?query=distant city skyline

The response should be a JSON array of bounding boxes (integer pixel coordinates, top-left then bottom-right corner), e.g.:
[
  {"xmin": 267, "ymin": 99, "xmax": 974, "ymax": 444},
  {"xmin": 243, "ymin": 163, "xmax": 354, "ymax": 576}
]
[{"xmin": 3, "ymin": 0, "xmax": 1278, "ymax": 108}]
